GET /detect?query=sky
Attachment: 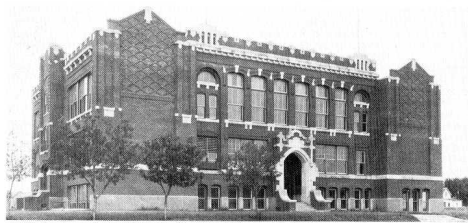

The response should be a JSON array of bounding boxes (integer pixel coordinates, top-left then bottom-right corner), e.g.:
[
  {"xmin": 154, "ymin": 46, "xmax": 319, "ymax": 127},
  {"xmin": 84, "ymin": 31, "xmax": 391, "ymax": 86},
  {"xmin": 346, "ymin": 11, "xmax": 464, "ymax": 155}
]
[{"xmin": 1, "ymin": 0, "xmax": 468, "ymax": 194}]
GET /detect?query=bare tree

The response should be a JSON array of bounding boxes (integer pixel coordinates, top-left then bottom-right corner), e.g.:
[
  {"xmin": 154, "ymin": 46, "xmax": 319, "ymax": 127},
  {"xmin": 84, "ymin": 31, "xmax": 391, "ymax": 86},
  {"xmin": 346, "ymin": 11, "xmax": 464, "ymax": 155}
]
[{"xmin": 6, "ymin": 131, "xmax": 30, "ymax": 211}]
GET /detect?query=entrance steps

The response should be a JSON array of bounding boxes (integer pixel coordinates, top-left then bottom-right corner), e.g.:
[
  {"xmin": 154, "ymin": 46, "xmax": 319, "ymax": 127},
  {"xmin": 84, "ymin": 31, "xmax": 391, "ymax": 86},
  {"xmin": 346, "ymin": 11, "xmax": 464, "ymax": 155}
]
[{"xmin": 295, "ymin": 202, "xmax": 316, "ymax": 212}]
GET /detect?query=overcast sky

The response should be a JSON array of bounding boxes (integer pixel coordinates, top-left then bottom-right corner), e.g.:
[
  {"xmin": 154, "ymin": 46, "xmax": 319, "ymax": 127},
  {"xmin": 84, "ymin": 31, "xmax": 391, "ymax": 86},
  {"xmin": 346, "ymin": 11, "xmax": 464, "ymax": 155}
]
[{"xmin": 2, "ymin": 0, "xmax": 467, "ymax": 191}]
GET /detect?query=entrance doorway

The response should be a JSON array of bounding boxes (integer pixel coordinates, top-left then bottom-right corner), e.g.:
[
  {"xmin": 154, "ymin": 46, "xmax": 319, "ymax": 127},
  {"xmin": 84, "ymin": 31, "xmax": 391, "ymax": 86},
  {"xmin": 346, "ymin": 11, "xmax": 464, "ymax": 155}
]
[{"xmin": 284, "ymin": 153, "xmax": 302, "ymax": 201}]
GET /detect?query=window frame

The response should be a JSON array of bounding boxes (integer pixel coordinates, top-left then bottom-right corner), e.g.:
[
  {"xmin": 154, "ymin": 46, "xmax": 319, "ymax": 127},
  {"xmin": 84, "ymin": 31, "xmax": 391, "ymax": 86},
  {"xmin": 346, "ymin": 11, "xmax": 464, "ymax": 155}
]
[
  {"xmin": 198, "ymin": 184, "xmax": 208, "ymax": 210},
  {"xmin": 295, "ymin": 83, "xmax": 309, "ymax": 127},
  {"xmin": 315, "ymin": 86, "xmax": 329, "ymax": 128},
  {"xmin": 228, "ymin": 186, "xmax": 238, "ymax": 210},
  {"xmin": 243, "ymin": 187, "xmax": 252, "ymax": 210},
  {"xmin": 210, "ymin": 186, "xmax": 221, "ymax": 210},
  {"xmin": 353, "ymin": 92, "xmax": 369, "ymax": 133},
  {"xmin": 197, "ymin": 137, "xmax": 218, "ymax": 163},
  {"xmin": 316, "ymin": 145, "xmax": 348, "ymax": 174},
  {"xmin": 196, "ymin": 70, "xmax": 219, "ymax": 120},
  {"xmin": 334, "ymin": 88, "xmax": 347, "ymax": 130},
  {"xmin": 227, "ymin": 73, "xmax": 244, "ymax": 121},
  {"xmin": 356, "ymin": 150, "xmax": 366, "ymax": 175},
  {"xmin": 274, "ymin": 80, "xmax": 288, "ymax": 125},
  {"xmin": 251, "ymin": 76, "xmax": 266, "ymax": 123}
]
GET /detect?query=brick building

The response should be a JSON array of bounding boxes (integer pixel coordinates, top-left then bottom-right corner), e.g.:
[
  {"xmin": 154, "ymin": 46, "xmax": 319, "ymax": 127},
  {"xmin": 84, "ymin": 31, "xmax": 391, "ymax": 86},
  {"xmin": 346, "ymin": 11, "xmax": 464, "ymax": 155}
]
[{"xmin": 26, "ymin": 8, "xmax": 443, "ymax": 212}]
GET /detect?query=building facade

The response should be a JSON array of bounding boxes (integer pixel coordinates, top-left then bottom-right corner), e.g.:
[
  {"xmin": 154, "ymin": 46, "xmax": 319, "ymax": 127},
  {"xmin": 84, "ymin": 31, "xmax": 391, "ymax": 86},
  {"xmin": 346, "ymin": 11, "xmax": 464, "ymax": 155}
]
[{"xmin": 25, "ymin": 8, "xmax": 443, "ymax": 212}]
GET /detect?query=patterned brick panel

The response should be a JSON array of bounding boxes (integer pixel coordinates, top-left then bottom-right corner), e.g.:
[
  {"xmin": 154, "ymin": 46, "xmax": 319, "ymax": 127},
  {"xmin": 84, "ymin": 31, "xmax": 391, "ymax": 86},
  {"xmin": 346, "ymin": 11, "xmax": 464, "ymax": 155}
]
[{"xmin": 119, "ymin": 14, "xmax": 176, "ymax": 97}]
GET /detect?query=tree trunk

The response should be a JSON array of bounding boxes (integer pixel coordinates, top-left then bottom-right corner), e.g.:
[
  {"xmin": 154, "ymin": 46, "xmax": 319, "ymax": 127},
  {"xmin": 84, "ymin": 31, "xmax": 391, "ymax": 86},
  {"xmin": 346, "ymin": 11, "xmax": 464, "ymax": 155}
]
[
  {"xmin": 7, "ymin": 176, "xmax": 16, "ymax": 213},
  {"xmin": 164, "ymin": 194, "xmax": 168, "ymax": 220},
  {"xmin": 93, "ymin": 195, "xmax": 98, "ymax": 220}
]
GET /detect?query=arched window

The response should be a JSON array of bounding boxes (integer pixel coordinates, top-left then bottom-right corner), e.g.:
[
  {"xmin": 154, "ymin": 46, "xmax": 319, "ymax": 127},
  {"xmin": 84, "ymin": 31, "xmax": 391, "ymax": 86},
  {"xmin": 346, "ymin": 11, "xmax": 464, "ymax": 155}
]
[
  {"xmin": 340, "ymin": 188, "xmax": 350, "ymax": 210},
  {"xmin": 422, "ymin": 189, "xmax": 430, "ymax": 212},
  {"xmin": 295, "ymin": 83, "xmax": 309, "ymax": 126},
  {"xmin": 210, "ymin": 185, "xmax": 221, "ymax": 210},
  {"xmin": 402, "ymin": 188, "xmax": 410, "ymax": 211},
  {"xmin": 228, "ymin": 73, "xmax": 244, "ymax": 121},
  {"xmin": 198, "ymin": 184, "xmax": 208, "ymax": 210},
  {"xmin": 197, "ymin": 70, "xmax": 218, "ymax": 120},
  {"xmin": 335, "ymin": 89, "xmax": 347, "ymax": 130},
  {"xmin": 364, "ymin": 188, "xmax": 372, "ymax": 209},
  {"xmin": 354, "ymin": 188, "xmax": 362, "ymax": 210},
  {"xmin": 328, "ymin": 188, "xmax": 338, "ymax": 209},
  {"xmin": 257, "ymin": 186, "xmax": 267, "ymax": 210},
  {"xmin": 353, "ymin": 91, "xmax": 369, "ymax": 133},
  {"xmin": 228, "ymin": 186, "xmax": 238, "ymax": 210},
  {"xmin": 315, "ymin": 86, "xmax": 329, "ymax": 128},
  {"xmin": 412, "ymin": 189, "xmax": 420, "ymax": 212},
  {"xmin": 274, "ymin": 80, "xmax": 288, "ymax": 125},
  {"xmin": 198, "ymin": 71, "xmax": 217, "ymax": 84},
  {"xmin": 251, "ymin": 77, "xmax": 266, "ymax": 123},
  {"xmin": 243, "ymin": 187, "xmax": 252, "ymax": 210}
]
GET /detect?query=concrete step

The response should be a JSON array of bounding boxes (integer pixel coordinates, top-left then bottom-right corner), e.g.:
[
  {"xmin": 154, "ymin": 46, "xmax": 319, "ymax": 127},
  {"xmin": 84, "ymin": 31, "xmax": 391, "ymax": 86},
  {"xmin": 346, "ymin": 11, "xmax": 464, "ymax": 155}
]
[{"xmin": 295, "ymin": 202, "xmax": 316, "ymax": 212}]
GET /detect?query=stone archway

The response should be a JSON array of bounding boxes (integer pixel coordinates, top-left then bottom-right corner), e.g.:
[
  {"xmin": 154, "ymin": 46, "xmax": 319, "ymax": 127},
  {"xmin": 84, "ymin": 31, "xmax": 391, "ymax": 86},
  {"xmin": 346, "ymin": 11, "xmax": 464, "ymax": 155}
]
[
  {"xmin": 275, "ymin": 129, "xmax": 318, "ymax": 205},
  {"xmin": 284, "ymin": 153, "xmax": 302, "ymax": 200}
]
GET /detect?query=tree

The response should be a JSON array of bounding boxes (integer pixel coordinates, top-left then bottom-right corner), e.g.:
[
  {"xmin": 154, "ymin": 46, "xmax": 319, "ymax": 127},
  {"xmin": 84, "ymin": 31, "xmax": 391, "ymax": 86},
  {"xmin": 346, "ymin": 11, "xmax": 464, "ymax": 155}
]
[
  {"xmin": 224, "ymin": 142, "xmax": 281, "ymax": 216},
  {"xmin": 6, "ymin": 131, "xmax": 30, "ymax": 211},
  {"xmin": 140, "ymin": 135, "xmax": 204, "ymax": 220},
  {"xmin": 49, "ymin": 115, "xmax": 139, "ymax": 220},
  {"xmin": 445, "ymin": 178, "xmax": 468, "ymax": 206}
]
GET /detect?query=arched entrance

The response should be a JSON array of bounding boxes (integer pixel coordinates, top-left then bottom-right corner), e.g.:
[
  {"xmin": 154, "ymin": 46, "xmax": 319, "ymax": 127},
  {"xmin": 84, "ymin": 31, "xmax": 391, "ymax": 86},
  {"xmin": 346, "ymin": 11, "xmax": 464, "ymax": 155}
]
[{"xmin": 284, "ymin": 153, "xmax": 302, "ymax": 201}]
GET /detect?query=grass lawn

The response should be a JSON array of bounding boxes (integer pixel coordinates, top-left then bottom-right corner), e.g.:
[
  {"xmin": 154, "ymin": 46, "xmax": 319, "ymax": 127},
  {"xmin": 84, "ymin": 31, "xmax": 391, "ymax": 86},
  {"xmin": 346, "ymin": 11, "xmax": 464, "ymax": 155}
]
[
  {"xmin": 442, "ymin": 207, "xmax": 468, "ymax": 220},
  {"xmin": 7, "ymin": 210, "xmax": 418, "ymax": 221}
]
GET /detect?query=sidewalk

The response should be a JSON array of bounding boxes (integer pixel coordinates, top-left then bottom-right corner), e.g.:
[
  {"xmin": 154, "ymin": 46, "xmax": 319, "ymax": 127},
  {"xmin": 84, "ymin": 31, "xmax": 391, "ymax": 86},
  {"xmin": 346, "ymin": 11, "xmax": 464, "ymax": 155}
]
[{"xmin": 413, "ymin": 214, "xmax": 467, "ymax": 222}]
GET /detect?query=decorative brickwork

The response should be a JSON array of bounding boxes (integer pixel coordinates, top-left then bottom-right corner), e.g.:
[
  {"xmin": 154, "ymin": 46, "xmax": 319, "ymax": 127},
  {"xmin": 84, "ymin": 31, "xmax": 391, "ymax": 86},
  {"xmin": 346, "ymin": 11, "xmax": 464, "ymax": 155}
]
[{"xmin": 119, "ymin": 13, "xmax": 176, "ymax": 97}]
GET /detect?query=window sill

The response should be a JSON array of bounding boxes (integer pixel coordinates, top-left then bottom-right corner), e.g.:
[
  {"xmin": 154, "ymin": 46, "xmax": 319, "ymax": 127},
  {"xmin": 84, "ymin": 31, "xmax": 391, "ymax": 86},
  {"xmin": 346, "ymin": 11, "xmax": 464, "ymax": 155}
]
[
  {"xmin": 196, "ymin": 117, "xmax": 219, "ymax": 123},
  {"xmin": 67, "ymin": 109, "xmax": 92, "ymax": 123},
  {"xmin": 354, "ymin": 132, "xmax": 370, "ymax": 136}
]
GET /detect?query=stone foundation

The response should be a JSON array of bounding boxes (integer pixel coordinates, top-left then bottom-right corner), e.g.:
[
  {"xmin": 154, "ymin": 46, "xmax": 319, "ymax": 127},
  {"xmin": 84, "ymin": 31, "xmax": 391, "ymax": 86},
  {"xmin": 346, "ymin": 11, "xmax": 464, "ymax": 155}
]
[{"xmin": 91, "ymin": 195, "xmax": 198, "ymax": 211}]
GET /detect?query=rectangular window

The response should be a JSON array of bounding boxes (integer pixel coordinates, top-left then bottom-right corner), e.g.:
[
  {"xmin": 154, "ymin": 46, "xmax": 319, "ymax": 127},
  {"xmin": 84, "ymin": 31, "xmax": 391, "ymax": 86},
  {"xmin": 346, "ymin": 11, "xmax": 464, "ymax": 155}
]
[
  {"xmin": 328, "ymin": 188, "xmax": 337, "ymax": 209},
  {"xmin": 356, "ymin": 151, "xmax": 366, "ymax": 175},
  {"xmin": 243, "ymin": 187, "xmax": 252, "ymax": 210},
  {"xmin": 197, "ymin": 94, "xmax": 205, "ymax": 118},
  {"xmin": 274, "ymin": 81, "xmax": 288, "ymax": 125},
  {"xmin": 325, "ymin": 146, "xmax": 336, "ymax": 173},
  {"xmin": 355, "ymin": 189, "xmax": 362, "ymax": 210},
  {"xmin": 228, "ymin": 187, "xmax": 238, "ymax": 210},
  {"xmin": 315, "ymin": 86, "xmax": 329, "ymax": 128},
  {"xmin": 295, "ymin": 83, "xmax": 309, "ymax": 126},
  {"xmin": 336, "ymin": 146, "xmax": 348, "ymax": 174},
  {"xmin": 335, "ymin": 89, "xmax": 347, "ymax": 130},
  {"xmin": 257, "ymin": 188, "xmax": 266, "ymax": 210},
  {"xmin": 316, "ymin": 145, "xmax": 348, "ymax": 174},
  {"xmin": 251, "ymin": 77, "xmax": 266, "ymax": 123},
  {"xmin": 34, "ymin": 112, "xmax": 40, "ymax": 138},
  {"xmin": 364, "ymin": 189, "xmax": 371, "ymax": 209},
  {"xmin": 198, "ymin": 185, "xmax": 207, "ymax": 210},
  {"xmin": 315, "ymin": 145, "xmax": 326, "ymax": 173},
  {"xmin": 197, "ymin": 137, "xmax": 218, "ymax": 163},
  {"xmin": 67, "ymin": 184, "xmax": 89, "ymax": 209},
  {"xmin": 361, "ymin": 113, "xmax": 367, "ymax": 132},
  {"xmin": 211, "ymin": 186, "xmax": 220, "ymax": 210},
  {"xmin": 353, "ymin": 112, "xmax": 360, "ymax": 132},
  {"xmin": 68, "ymin": 74, "xmax": 91, "ymax": 120},
  {"xmin": 228, "ymin": 74, "xmax": 244, "ymax": 121},
  {"xmin": 228, "ymin": 138, "xmax": 266, "ymax": 156},
  {"xmin": 209, "ymin": 95, "xmax": 217, "ymax": 119}
]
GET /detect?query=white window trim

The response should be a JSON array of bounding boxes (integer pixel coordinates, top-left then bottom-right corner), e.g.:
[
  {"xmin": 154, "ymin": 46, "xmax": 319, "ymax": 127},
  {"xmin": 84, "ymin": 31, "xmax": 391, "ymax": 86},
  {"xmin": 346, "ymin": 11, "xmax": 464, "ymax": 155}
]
[
  {"xmin": 354, "ymin": 101, "xmax": 369, "ymax": 108},
  {"xmin": 67, "ymin": 109, "xmax": 92, "ymax": 123},
  {"xmin": 197, "ymin": 81, "xmax": 219, "ymax": 90}
]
